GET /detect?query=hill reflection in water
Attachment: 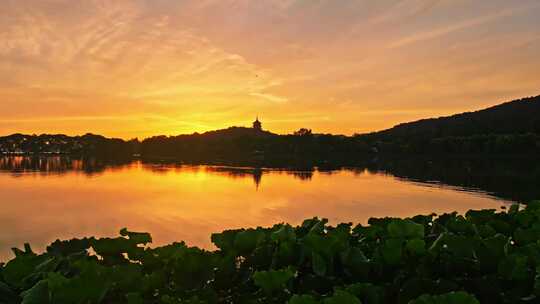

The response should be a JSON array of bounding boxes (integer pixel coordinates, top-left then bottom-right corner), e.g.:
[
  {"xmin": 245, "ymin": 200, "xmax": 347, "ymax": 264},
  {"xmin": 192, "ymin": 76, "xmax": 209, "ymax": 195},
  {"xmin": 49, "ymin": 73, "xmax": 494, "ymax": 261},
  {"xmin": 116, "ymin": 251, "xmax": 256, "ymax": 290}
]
[
  {"xmin": 0, "ymin": 156, "xmax": 132, "ymax": 176},
  {"xmin": 0, "ymin": 155, "xmax": 523, "ymax": 261},
  {"xmin": 0, "ymin": 156, "xmax": 537, "ymax": 202}
]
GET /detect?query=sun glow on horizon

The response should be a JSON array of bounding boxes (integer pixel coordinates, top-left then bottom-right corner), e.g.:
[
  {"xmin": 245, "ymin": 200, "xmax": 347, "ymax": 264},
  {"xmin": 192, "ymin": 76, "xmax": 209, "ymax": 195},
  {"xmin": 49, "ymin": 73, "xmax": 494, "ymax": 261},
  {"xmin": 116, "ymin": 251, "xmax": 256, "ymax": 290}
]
[{"xmin": 0, "ymin": 159, "xmax": 507, "ymax": 259}]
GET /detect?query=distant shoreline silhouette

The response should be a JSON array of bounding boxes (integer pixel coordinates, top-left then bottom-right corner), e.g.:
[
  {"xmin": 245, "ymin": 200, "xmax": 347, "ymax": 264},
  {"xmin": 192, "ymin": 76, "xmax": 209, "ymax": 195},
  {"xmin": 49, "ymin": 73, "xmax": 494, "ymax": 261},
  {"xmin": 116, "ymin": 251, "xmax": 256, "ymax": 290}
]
[{"xmin": 1, "ymin": 95, "xmax": 539, "ymax": 164}]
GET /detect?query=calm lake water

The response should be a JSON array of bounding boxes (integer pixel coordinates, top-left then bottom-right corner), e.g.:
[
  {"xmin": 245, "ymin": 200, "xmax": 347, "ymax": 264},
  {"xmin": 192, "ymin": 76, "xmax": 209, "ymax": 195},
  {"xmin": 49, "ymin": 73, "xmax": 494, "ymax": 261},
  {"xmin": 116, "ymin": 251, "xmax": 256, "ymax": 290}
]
[{"xmin": 0, "ymin": 156, "xmax": 516, "ymax": 260}]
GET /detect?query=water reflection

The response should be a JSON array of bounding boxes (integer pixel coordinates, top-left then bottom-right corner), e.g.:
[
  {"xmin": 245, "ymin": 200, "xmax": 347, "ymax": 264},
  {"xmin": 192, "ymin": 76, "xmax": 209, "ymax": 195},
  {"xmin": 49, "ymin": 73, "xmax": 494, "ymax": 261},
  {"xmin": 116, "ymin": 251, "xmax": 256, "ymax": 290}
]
[
  {"xmin": 0, "ymin": 156, "xmax": 131, "ymax": 176},
  {"xmin": 363, "ymin": 156, "xmax": 540, "ymax": 202},
  {"xmin": 137, "ymin": 163, "xmax": 315, "ymax": 189},
  {"xmin": 0, "ymin": 156, "xmax": 531, "ymax": 260},
  {"xmin": 0, "ymin": 156, "xmax": 538, "ymax": 202}
]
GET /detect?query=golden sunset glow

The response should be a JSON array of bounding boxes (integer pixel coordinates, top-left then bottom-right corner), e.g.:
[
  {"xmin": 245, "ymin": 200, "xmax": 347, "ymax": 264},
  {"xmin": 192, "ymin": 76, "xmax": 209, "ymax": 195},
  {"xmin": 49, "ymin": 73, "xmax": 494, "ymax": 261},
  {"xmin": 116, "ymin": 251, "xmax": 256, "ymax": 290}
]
[
  {"xmin": 1, "ymin": 0, "xmax": 540, "ymax": 138},
  {"xmin": 0, "ymin": 161, "xmax": 507, "ymax": 259}
]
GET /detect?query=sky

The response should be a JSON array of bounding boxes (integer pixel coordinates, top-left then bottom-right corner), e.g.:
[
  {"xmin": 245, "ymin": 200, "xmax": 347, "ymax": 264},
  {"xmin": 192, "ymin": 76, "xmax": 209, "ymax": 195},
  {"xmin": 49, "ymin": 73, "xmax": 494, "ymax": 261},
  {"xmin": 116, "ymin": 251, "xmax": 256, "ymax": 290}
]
[{"xmin": 1, "ymin": 0, "xmax": 540, "ymax": 139}]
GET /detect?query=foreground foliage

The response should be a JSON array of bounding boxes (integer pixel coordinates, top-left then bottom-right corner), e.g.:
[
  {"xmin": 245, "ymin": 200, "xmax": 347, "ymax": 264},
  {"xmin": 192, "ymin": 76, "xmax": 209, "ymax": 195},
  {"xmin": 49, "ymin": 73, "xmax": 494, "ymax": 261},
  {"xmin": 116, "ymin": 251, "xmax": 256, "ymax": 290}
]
[{"xmin": 2, "ymin": 203, "xmax": 540, "ymax": 303}]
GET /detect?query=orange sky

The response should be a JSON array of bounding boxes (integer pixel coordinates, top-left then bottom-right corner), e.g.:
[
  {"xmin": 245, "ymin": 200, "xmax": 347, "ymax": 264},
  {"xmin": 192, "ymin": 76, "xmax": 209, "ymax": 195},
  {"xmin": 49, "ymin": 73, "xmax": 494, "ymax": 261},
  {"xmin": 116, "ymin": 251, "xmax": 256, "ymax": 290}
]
[{"xmin": 1, "ymin": 0, "xmax": 540, "ymax": 139}]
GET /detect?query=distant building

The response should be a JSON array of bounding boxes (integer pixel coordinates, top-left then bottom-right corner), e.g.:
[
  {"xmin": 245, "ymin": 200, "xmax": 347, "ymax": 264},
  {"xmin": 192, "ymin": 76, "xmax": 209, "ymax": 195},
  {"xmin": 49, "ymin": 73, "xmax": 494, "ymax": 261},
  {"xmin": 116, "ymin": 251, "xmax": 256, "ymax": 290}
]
[
  {"xmin": 253, "ymin": 117, "xmax": 262, "ymax": 131},
  {"xmin": 252, "ymin": 168, "xmax": 262, "ymax": 190}
]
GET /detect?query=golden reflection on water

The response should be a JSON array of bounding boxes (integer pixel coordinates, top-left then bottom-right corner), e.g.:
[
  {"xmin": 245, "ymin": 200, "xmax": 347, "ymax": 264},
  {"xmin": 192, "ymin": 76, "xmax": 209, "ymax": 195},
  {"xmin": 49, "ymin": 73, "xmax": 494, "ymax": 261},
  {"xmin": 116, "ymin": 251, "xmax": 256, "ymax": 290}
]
[{"xmin": 0, "ymin": 160, "xmax": 509, "ymax": 260}]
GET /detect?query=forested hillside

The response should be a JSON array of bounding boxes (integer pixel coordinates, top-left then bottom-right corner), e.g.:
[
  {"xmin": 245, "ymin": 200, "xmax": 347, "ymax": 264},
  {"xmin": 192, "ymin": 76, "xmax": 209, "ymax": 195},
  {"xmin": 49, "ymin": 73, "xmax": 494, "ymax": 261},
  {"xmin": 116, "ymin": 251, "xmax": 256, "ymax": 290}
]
[
  {"xmin": 2, "ymin": 96, "xmax": 539, "ymax": 161},
  {"xmin": 141, "ymin": 127, "xmax": 369, "ymax": 166},
  {"xmin": 361, "ymin": 95, "xmax": 540, "ymax": 154},
  {"xmin": 372, "ymin": 95, "xmax": 540, "ymax": 138}
]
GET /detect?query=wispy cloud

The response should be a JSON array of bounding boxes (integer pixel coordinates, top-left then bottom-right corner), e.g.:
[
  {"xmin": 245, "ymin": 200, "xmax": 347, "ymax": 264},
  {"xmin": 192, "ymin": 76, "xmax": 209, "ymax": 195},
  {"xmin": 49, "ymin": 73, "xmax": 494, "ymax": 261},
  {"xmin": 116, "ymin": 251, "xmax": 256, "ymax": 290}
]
[
  {"xmin": 249, "ymin": 92, "xmax": 288, "ymax": 103},
  {"xmin": 388, "ymin": 2, "xmax": 540, "ymax": 49},
  {"xmin": 1, "ymin": 0, "xmax": 540, "ymax": 137},
  {"xmin": 0, "ymin": 116, "xmax": 139, "ymax": 123}
]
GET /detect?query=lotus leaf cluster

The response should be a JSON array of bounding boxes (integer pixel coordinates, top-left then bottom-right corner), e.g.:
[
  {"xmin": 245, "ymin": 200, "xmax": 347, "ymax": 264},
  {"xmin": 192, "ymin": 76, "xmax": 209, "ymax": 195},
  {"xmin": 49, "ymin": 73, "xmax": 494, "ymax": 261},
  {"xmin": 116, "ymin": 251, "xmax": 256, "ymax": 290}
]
[{"xmin": 2, "ymin": 202, "xmax": 540, "ymax": 303}]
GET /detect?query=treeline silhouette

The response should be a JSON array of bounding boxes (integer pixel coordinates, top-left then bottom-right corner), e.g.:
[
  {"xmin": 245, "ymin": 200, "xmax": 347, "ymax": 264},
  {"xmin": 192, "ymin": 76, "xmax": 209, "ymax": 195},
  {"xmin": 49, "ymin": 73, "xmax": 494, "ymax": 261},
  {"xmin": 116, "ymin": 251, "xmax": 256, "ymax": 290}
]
[
  {"xmin": 0, "ymin": 133, "xmax": 137, "ymax": 158},
  {"xmin": 361, "ymin": 95, "xmax": 540, "ymax": 154},
  {"xmin": 1, "ymin": 95, "xmax": 539, "ymax": 163},
  {"xmin": 142, "ymin": 95, "xmax": 540, "ymax": 163},
  {"xmin": 141, "ymin": 127, "xmax": 370, "ymax": 166}
]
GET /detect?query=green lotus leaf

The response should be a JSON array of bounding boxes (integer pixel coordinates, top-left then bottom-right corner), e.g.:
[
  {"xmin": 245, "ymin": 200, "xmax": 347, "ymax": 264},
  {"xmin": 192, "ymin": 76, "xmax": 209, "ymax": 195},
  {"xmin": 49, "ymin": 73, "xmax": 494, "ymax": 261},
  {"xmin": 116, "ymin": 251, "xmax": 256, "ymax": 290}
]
[
  {"xmin": 21, "ymin": 280, "xmax": 49, "ymax": 304},
  {"xmin": 289, "ymin": 294, "xmax": 319, "ymax": 304},
  {"xmin": 381, "ymin": 239, "xmax": 403, "ymax": 265},
  {"xmin": 406, "ymin": 239, "xmax": 426, "ymax": 256},
  {"xmin": 312, "ymin": 252, "xmax": 327, "ymax": 276},
  {"xmin": 498, "ymin": 254, "xmax": 530, "ymax": 281},
  {"xmin": 120, "ymin": 228, "xmax": 152, "ymax": 245},
  {"xmin": 271, "ymin": 224, "xmax": 297, "ymax": 243},
  {"xmin": 233, "ymin": 229, "xmax": 265, "ymax": 254},
  {"xmin": 388, "ymin": 219, "xmax": 424, "ymax": 239},
  {"xmin": 0, "ymin": 281, "xmax": 19, "ymax": 303},
  {"xmin": 91, "ymin": 237, "xmax": 137, "ymax": 257},
  {"xmin": 46, "ymin": 238, "xmax": 92, "ymax": 256},
  {"xmin": 210, "ymin": 230, "xmax": 238, "ymax": 252},
  {"xmin": 345, "ymin": 283, "xmax": 385, "ymax": 304},
  {"xmin": 323, "ymin": 290, "xmax": 361, "ymax": 304},
  {"xmin": 408, "ymin": 291, "xmax": 479, "ymax": 304},
  {"xmin": 126, "ymin": 292, "xmax": 143, "ymax": 304},
  {"xmin": 253, "ymin": 268, "xmax": 294, "ymax": 294},
  {"xmin": 2, "ymin": 253, "xmax": 48, "ymax": 288}
]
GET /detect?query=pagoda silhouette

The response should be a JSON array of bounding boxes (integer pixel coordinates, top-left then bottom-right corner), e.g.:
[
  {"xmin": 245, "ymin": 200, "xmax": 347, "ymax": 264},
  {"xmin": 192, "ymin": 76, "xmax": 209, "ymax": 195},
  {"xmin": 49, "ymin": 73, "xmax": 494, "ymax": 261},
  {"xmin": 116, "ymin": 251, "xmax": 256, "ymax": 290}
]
[{"xmin": 252, "ymin": 116, "xmax": 262, "ymax": 131}]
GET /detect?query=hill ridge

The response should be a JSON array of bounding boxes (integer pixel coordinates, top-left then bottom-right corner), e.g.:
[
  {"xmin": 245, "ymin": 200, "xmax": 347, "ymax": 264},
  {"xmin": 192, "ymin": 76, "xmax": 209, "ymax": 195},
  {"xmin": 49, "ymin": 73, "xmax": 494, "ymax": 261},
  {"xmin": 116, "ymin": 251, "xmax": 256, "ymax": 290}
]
[{"xmin": 370, "ymin": 95, "xmax": 540, "ymax": 139}]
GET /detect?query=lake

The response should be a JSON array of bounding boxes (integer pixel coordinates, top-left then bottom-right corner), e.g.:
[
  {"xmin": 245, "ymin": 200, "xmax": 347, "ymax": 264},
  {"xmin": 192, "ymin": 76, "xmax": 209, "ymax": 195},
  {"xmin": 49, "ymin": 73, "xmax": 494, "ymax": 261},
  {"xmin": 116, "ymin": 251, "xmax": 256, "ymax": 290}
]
[{"xmin": 0, "ymin": 156, "xmax": 524, "ymax": 260}]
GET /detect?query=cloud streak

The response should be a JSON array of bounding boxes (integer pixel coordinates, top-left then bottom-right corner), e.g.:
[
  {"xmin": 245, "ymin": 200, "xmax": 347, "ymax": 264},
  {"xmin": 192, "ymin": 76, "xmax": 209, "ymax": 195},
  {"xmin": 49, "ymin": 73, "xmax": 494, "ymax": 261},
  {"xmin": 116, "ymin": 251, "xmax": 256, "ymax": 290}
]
[
  {"xmin": 0, "ymin": 0, "xmax": 539, "ymax": 137},
  {"xmin": 388, "ymin": 2, "xmax": 540, "ymax": 49}
]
